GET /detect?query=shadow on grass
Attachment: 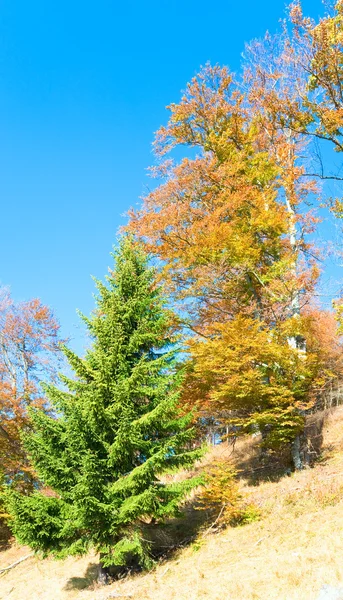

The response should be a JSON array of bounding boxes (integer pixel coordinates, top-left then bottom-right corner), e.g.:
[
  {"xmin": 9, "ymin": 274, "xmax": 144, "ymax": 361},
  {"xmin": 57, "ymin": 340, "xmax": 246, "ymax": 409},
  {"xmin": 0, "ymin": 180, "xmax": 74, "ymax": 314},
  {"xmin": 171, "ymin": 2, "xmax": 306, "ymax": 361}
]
[
  {"xmin": 64, "ymin": 562, "xmax": 99, "ymax": 590},
  {"xmin": 233, "ymin": 443, "xmax": 292, "ymax": 486},
  {"xmin": 64, "ymin": 498, "xmax": 214, "ymax": 591},
  {"xmin": 231, "ymin": 411, "xmax": 326, "ymax": 486},
  {"xmin": 144, "ymin": 499, "xmax": 214, "ymax": 561},
  {"xmin": 63, "ymin": 412, "xmax": 328, "ymax": 590},
  {"xmin": 0, "ymin": 521, "xmax": 12, "ymax": 552}
]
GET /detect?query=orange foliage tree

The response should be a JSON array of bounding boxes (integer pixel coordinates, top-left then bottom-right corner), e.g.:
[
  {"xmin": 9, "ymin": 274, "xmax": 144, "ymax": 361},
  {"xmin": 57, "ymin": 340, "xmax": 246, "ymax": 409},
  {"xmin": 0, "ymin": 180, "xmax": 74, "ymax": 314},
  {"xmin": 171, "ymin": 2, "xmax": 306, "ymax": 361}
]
[
  {"xmin": 241, "ymin": 0, "xmax": 343, "ymax": 423},
  {"xmin": 281, "ymin": 1, "xmax": 343, "ymax": 159},
  {"xmin": 127, "ymin": 65, "xmax": 330, "ymax": 465},
  {"xmin": 0, "ymin": 287, "xmax": 63, "ymax": 489},
  {"xmin": 243, "ymin": 1, "xmax": 343, "ymax": 198},
  {"xmin": 129, "ymin": 65, "xmax": 317, "ymax": 328}
]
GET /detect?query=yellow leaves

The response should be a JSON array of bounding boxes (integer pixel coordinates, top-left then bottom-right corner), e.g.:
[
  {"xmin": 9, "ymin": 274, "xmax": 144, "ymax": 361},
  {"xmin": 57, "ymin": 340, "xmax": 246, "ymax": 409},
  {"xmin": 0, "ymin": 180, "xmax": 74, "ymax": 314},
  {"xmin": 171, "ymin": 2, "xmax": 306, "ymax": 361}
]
[
  {"xmin": 333, "ymin": 300, "xmax": 343, "ymax": 340},
  {"xmin": 154, "ymin": 65, "xmax": 239, "ymax": 157},
  {"xmin": 185, "ymin": 315, "xmax": 308, "ymax": 414},
  {"xmin": 320, "ymin": 108, "xmax": 343, "ymax": 136},
  {"xmin": 126, "ymin": 58, "xmax": 320, "ymax": 336},
  {"xmin": 182, "ymin": 304, "xmax": 342, "ymax": 444},
  {"xmin": 287, "ymin": 3, "xmax": 343, "ymax": 151},
  {"xmin": 126, "ymin": 56, "xmax": 339, "ymax": 452},
  {"xmin": 197, "ymin": 461, "xmax": 261, "ymax": 526},
  {"xmin": 331, "ymin": 198, "xmax": 343, "ymax": 218},
  {"xmin": 128, "ymin": 141, "xmax": 294, "ymax": 324}
]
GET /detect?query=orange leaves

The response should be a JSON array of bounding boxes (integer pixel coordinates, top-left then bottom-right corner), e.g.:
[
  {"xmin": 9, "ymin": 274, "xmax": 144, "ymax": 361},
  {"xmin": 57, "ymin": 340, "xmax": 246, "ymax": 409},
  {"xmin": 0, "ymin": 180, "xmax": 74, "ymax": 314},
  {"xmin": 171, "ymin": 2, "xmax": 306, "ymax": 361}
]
[
  {"xmin": 0, "ymin": 287, "xmax": 63, "ymax": 484},
  {"xmin": 181, "ymin": 309, "xmax": 342, "ymax": 449},
  {"xmin": 133, "ymin": 153, "xmax": 283, "ymax": 270},
  {"xmin": 154, "ymin": 65, "xmax": 240, "ymax": 157},
  {"xmin": 182, "ymin": 305, "xmax": 343, "ymax": 438},
  {"xmin": 274, "ymin": 2, "xmax": 343, "ymax": 154},
  {"xmin": 126, "ymin": 48, "xmax": 342, "ymax": 454},
  {"xmin": 186, "ymin": 315, "xmax": 304, "ymax": 408},
  {"xmin": 127, "ymin": 64, "xmax": 302, "ymax": 330}
]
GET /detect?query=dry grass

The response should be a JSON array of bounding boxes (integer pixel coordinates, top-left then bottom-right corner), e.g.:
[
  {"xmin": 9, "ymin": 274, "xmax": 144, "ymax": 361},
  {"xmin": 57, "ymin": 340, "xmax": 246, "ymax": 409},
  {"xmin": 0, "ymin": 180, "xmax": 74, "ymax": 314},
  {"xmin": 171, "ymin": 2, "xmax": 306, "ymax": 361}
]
[{"xmin": 2, "ymin": 407, "xmax": 343, "ymax": 600}]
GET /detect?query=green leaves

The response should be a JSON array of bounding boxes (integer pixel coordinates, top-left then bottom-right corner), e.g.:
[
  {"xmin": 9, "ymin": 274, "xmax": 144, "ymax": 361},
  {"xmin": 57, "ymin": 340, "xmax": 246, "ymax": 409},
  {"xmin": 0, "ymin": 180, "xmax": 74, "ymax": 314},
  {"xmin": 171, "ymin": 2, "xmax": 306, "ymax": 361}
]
[{"xmin": 8, "ymin": 237, "xmax": 199, "ymax": 570}]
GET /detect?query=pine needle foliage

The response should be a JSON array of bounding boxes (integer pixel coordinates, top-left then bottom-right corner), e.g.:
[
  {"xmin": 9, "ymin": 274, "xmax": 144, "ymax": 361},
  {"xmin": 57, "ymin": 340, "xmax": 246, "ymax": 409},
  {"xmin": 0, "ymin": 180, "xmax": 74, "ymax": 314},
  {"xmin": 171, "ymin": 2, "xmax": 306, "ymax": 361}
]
[{"xmin": 7, "ymin": 237, "xmax": 201, "ymax": 570}]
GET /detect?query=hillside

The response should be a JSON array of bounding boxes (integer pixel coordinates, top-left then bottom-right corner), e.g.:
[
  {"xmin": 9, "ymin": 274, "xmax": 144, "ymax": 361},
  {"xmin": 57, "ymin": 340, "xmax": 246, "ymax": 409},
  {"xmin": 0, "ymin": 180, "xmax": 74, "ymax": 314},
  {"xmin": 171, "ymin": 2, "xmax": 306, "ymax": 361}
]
[{"xmin": 2, "ymin": 407, "xmax": 343, "ymax": 600}]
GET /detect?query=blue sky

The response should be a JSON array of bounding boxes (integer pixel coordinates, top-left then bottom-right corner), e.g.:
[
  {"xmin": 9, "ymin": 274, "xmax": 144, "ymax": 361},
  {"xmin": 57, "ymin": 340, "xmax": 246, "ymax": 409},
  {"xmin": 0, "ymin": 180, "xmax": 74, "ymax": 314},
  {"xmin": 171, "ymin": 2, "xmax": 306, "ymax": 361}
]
[{"xmin": 0, "ymin": 0, "xmax": 329, "ymax": 352}]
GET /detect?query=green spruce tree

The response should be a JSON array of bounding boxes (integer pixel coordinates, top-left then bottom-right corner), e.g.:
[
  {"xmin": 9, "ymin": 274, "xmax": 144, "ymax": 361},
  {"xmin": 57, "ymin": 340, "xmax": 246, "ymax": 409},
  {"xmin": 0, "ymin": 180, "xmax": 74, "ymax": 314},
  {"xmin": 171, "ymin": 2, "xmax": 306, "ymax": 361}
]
[{"xmin": 7, "ymin": 237, "xmax": 201, "ymax": 580}]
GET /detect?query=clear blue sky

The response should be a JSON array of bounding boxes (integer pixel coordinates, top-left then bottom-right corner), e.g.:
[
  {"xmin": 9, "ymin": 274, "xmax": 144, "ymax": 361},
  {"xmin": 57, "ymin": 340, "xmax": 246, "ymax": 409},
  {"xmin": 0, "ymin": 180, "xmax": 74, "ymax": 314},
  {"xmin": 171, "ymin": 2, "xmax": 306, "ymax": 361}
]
[{"xmin": 0, "ymin": 0, "xmax": 326, "ymax": 352}]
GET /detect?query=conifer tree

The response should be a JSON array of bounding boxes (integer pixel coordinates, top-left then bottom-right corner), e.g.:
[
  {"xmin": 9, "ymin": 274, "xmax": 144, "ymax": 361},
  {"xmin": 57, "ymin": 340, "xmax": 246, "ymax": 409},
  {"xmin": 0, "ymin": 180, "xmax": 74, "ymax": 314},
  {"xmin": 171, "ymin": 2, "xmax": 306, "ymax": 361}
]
[{"xmin": 7, "ymin": 237, "xmax": 200, "ymax": 580}]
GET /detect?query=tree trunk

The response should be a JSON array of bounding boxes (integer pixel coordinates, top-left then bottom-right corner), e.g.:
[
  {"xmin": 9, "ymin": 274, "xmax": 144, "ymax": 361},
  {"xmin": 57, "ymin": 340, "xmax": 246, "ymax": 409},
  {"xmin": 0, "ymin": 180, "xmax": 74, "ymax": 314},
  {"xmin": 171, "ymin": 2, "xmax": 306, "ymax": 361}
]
[
  {"xmin": 291, "ymin": 434, "xmax": 303, "ymax": 470},
  {"xmin": 97, "ymin": 555, "xmax": 110, "ymax": 585}
]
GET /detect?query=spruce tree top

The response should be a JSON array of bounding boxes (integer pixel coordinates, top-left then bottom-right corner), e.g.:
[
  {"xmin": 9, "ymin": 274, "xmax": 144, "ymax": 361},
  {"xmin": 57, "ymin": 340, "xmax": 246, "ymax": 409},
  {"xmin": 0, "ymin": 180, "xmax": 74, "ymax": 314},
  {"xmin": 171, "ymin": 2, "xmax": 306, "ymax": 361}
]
[{"xmin": 8, "ymin": 237, "xmax": 200, "ymax": 570}]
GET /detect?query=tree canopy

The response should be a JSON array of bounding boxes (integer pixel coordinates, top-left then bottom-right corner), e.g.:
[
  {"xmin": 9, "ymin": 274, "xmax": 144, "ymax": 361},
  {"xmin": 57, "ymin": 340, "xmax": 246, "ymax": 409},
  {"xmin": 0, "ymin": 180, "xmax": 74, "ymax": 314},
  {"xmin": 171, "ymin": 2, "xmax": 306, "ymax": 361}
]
[{"xmin": 7, "ymin": 238, "xmax": 200, "ymax": 574}]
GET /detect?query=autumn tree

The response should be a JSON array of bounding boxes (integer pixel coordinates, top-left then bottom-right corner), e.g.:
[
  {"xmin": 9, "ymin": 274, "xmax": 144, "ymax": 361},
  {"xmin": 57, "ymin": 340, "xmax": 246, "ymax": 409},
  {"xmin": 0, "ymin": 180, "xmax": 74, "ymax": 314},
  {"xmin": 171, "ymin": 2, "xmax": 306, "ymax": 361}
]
[
  {"xmin": 243, "ymin": 2, "xmax": 343, "ymax": 208},
  {"xmin": 0, "ymin": 286, "xmax": 62, "ymax": 489},
  {"xmin": 279, "ymin": 1, "xmax": 343, "ymax": 163},
  {"xmin": 127, "ymin": 64, "xmax": 325, "ymax": 467},
  {"xmin": 280, "ymin": 0, "xmax": 343, "ymax": 244},
  {"xmin": 239, "ymin": 0, "xmax": 343, "ymax": 462},
  {"xmin": 7, "ymin": 238, "xmax": 200, "ymax": 580},
  {"xmin": 243, "ymin": 20, "xmax": 320, "ymax": 331},
  {"xmin": 187, "ymin": 307, "xmax": 343, "ymax": 455},
  {"xmin": 129, "ymin": 65, "xmax": 315, "ymax": 328}
]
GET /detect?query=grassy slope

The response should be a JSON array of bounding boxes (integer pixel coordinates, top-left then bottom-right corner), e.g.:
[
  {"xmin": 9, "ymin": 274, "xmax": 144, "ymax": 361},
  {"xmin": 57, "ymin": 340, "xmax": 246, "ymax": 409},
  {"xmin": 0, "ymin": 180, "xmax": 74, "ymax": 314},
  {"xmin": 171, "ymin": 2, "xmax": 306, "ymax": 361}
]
[{"xmin": 2, "ymin": 407, "xmax": 343, "ymax": 600}]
